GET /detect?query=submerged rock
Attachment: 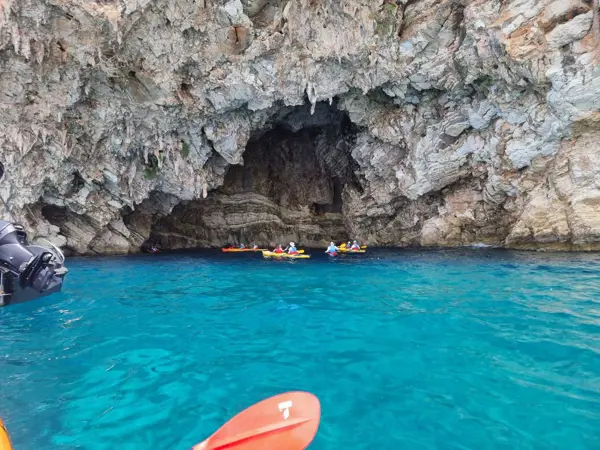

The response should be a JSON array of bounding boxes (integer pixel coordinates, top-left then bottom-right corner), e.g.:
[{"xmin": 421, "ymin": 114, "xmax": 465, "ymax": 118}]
[{"xmin": 0, "ymin": 0, "xmax": 599, "ymax": 253}]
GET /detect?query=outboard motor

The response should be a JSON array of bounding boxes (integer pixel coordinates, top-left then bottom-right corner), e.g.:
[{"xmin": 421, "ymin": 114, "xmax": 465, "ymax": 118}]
[
  {"xmin": 0, "ymin": 221, "xmax": 39, "ymax": 273},
  {"xmin": 0, "ymin": 221, "xmax": 59, "ymax": 292},
  {"xmin": 0, "ymin": 164, "xmax": 68, "ymax": 306}
]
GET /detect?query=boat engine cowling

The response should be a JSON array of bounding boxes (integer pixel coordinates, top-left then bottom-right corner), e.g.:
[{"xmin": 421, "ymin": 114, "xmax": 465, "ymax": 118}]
[
  {"xmin": 0, "ymin": 221, "xmax": 60, "ymax": 293},
  {"xmin": 0, "ymin": 164, "xmax": 68, "ymax": 306},
  {"xmin": 0, "ymin": 221, "xmax": 37, "ymax": 272}
]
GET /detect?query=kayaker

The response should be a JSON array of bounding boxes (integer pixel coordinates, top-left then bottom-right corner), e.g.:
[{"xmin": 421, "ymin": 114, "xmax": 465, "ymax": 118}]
[
  {"xmin": 346, "ymin": 241, "xmax": 352, "ymax": 249},
  {"xmin": 273, "ymin": 244, "xmax": 284, "ymax": 254},
  {"xmin": 239, "ymin": 243, "xmax": 245, "ymax": 249},
  {"xmin": 287, "ymin": 242, "xmax": 298, "ymax": 255},
  {"xmin": 350, "ymin": 240, "xmax": 360, "ymax": 250},
  {"xmin": 252, "ymin": 242, "xmax": 258, "ymax": 249},
  {"xmin": 325, "ymin": 242, "xmax": 338, "ymax": 254}
]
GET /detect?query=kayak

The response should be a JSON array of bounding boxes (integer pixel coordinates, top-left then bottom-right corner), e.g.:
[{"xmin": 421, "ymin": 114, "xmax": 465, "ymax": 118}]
[
  {"xmin": 262, "ymin": 251, "xmax": 310, "ymax": 259},
  {"xmin": 338, "ymin": 248, "xmax": 366, "ymax": 253},
  {"xmin": 222, "ymin": 248, "xmax": 267, "ymax": 252},
  {"xmin": 339, "ymin": 244, "xmax": 367, "ymax": 250},
  {"xmin": 223, "ymin": 248, "xmax": 305, "ymax": 253},
  {"xmin": 327, "ymin": 252, "xmax": 337, "ymax": 257},
  {"xmin": 0, "ymin": 419, "xmax": 13, "ymax": 450}
]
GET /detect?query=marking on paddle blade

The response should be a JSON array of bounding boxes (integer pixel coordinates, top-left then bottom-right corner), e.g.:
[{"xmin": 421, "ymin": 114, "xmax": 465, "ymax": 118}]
[{"xmin": 278, "ymin": 400, "xmax": 292, "ymax": 419}]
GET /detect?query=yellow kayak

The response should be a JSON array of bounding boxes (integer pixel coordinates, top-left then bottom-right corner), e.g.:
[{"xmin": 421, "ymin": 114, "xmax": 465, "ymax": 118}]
[
  {"xmin": 222, "ymin": 248, "xmax": 267, "ymax": 252},
  {"xmin": 262, "ymin": 251, "xmax": 310, "ymax": 259},
  {"xmin": 223, "ymin": 248, "xmax": 305, "ymax": 254},
  {"xmin": 0, "ymin": 419, "xmax": 13, "ymax": 450},
  {"xmin": 339, "ymin": 248, "xmax": 366, "ymax": 253},
  {"xmin": 339, "ymin": 244, "xmax": 367, "ymax": 250}
]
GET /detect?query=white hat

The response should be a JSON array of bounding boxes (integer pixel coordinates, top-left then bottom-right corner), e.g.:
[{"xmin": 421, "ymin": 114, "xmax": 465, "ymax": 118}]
[{"xmin": 290, "ymin": 242, "xmax": 295, "ymax": 246}]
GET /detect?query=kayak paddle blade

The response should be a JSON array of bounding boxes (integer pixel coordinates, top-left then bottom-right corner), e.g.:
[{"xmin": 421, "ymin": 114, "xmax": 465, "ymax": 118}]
[{"xmin": 193, "ymin": 391, "xmax": 320, "ymax": 450}]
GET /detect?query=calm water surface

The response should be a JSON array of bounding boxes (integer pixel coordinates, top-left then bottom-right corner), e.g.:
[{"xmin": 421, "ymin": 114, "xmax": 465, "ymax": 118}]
[{"xmin": 1, "ymin": 249, "xmax": 599, "ymax": 449}]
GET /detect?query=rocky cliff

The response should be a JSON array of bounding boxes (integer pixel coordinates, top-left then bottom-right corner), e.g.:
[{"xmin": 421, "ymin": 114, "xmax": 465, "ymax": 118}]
[{"xmin": 0, "ymin": 0, "xmax": 599, "ymax": 254}]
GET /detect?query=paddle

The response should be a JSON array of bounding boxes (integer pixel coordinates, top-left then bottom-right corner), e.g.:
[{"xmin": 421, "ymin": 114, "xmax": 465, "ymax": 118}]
[{"xmin": 192, "ymin": 391, "xmax": 320, "ymax": 450}]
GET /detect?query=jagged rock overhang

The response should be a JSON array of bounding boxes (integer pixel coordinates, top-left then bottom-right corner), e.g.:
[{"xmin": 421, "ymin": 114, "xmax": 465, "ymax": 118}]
[
  {"xmin": 1, "ymin": 0, "xmax": 599, "ymax": 253},
  {"xmin": 146, "ymin": 101, "xmax": 365, "ymax": 249}
]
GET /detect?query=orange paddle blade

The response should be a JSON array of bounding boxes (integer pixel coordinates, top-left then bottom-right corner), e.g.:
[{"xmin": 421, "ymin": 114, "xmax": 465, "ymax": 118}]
[
  {"xmin": 193, "ymin": 392, "xmax": 320, "ymax": 450},
  {"xmin": 0, "ymin": 418, "xmax": 14, "ymax": 450}
]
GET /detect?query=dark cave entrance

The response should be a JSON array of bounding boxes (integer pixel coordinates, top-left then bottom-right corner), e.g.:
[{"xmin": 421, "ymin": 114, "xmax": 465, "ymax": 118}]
[{"xmin": 150, "ymin": 101, "xmax": 362, "ymax": 249}]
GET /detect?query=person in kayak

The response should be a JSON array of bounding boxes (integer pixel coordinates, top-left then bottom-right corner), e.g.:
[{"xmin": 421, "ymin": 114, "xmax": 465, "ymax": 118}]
[
  {"xmin": 287, "ymin": 242, "xmax": 298, "ymax": 255},
  {"xmin": 325, "ymin": 242, "xmax": 338, "ymax": 254},
  {"xmin": 350, "ymin": 240, "xmax": 361, "ymax": 250},
  {"xmin": 273, "ymin": 244, "xmax": 284, "ymax": 254},
  {"xmin": 252, "ymin": 242, "xmax": 258, "ymax": 249},
  {"xmin": 239, "ymin": 243, "xmax": 245, "ymax": 249}
]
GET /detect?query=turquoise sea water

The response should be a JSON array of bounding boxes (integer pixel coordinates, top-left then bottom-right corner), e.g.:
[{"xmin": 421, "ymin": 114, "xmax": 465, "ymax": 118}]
[{"xmin": 1, "ymin": 249, "xmax": 600, "ymax": 450}]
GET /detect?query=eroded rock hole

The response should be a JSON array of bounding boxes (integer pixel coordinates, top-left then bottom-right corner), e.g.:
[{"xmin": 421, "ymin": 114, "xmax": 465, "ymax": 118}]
[
  {"xmin": 68, "ymin": 171, "xmax": 85, "ymax": 195},
  {"xmin": 150, "ymin": 102, "xmax": 362, "ymax": 249}
]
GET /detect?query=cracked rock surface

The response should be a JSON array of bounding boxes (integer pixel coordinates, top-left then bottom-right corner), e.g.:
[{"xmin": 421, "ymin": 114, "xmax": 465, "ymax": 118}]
[{"xmin": 0, "ymin": 0, "xmax": 599, "ymax": 253}]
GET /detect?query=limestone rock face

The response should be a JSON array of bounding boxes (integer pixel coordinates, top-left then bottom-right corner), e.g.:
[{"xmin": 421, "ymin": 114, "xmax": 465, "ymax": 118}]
[{"xmin": 0, "ymin": 0, "xmax": 599, "ymax": 253}]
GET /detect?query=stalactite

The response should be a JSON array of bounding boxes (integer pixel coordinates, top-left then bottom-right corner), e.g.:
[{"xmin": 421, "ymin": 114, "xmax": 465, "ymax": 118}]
[
  {"xmin": 35, "ymin": 40, "xmax": 45, "ymax": 64},
  {"xmin": 306, "ymin": 82, "xmax": 317, "ymax": 115},
  {"xmin": 11, "ymin": 24, "xmax": 19, "ymax": 54},
  {"xmin": 127, "ymin": 163, "xmax": 137, "ymax": 198},
  {"xmin": 21, "ymin": 37, "xmax": 31, "ymax": 61}
]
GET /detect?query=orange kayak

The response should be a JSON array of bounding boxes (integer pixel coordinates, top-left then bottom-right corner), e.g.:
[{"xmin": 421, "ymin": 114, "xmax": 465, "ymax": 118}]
[{"xmin": 0, "ymin": 419, "xmax": 13, "ymax": 450}]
